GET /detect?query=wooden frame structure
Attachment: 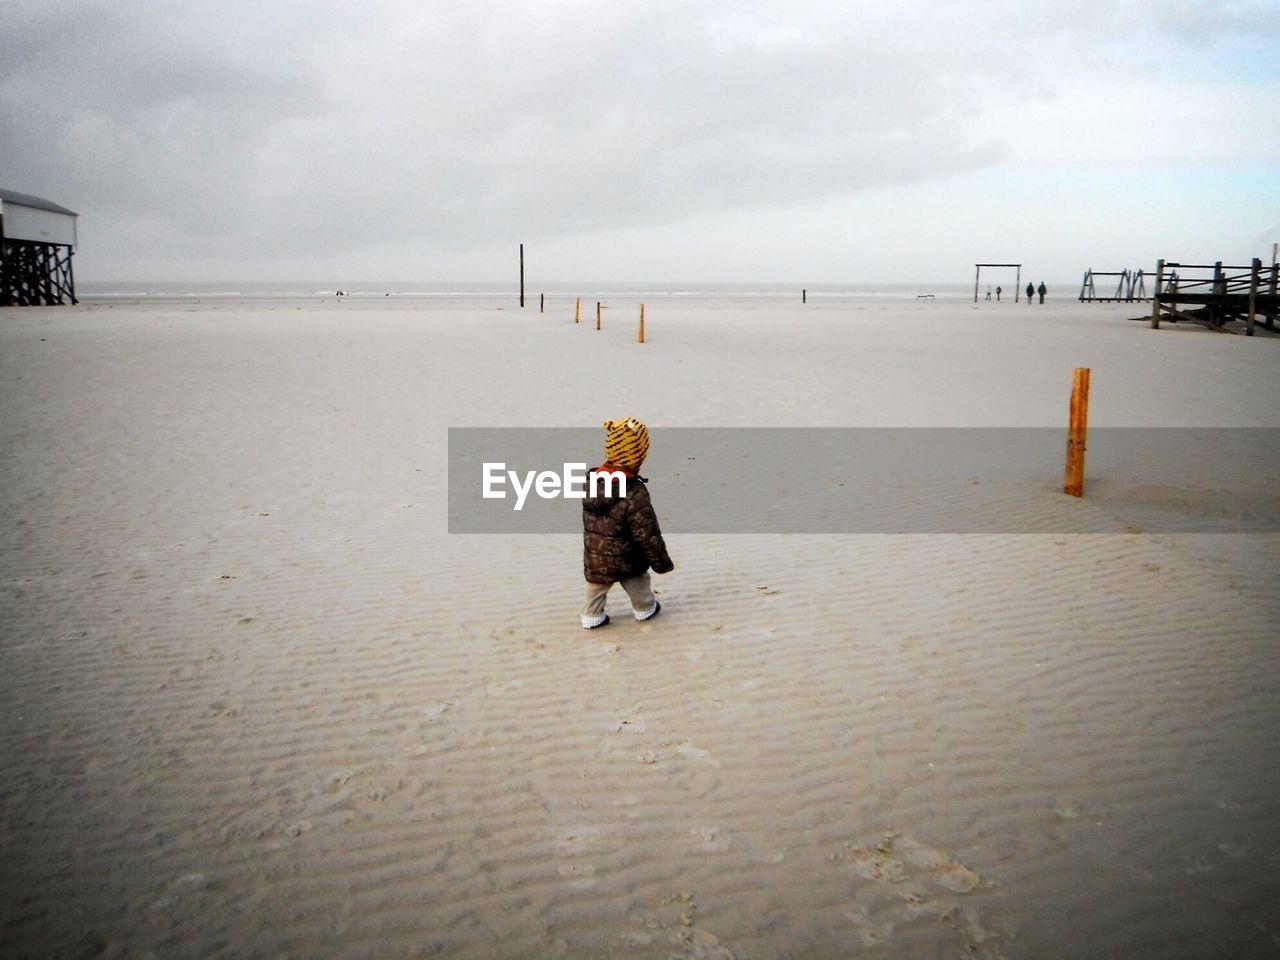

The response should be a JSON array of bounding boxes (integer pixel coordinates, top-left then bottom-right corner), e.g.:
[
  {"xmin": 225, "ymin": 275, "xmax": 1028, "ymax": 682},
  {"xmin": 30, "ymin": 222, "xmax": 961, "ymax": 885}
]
[
  {"xmin": 1, "ymin": 237, "xmax": 77, "ymax": 306},
  {"xmin": 1150, "ymin": 258, "xmax": 1279, "ymax": 336},
  {"xmin": 0, "ymin": 190, "xmax": 79, "ymax": 306},
  {"xmin": 1079, "ymin": 268, "xmax": 1149, "ymax": 302},
  {"xmin": 973, "ymin": 263, "xmax": 1022, "ymax": 302}
]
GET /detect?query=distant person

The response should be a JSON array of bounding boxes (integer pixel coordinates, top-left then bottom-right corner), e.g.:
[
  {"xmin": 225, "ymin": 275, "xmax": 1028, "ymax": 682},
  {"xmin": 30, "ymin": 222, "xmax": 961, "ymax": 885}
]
[
  {"xmin": 985, "ymin": 285, "xmax": 992, "ymax": 301},
  {"xmin": 1038, "ymin": 281, "xmax": 1047, "ymax": 304},
  {"xmin": 581, "ymin": 418, "xmax": 673, "ymax": 629},
  {"xmin": 1026, "ymin": 282, "xmax": 1035, "ymax": 303},
  {"xmin": 996, "ymin": 286, "xmax": 1002, "ymax": 302}
]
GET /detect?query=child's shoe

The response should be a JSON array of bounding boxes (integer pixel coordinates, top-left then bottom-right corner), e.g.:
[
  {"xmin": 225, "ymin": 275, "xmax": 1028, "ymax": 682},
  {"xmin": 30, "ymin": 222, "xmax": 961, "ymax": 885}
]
[
  {"xmin": 634, "ymin": 601, "xmax": 661, "ymax": 622},
  {"xmin": 582, "ymin": 614, "xmax": 610, "ymax": 630}
]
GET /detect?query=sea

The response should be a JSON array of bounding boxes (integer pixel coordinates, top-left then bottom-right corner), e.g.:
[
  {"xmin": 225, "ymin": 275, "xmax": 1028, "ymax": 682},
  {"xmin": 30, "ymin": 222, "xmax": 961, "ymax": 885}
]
[{"xmin": 76, "ymin": 280, "xmax": 987, "ymax": 302}]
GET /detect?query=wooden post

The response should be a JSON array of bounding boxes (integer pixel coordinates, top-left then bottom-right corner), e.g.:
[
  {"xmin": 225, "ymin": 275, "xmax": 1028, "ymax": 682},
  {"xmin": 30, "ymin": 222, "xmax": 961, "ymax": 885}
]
[
  {"xmin": 66, "ymin": 241, "xmax": 77, "ymax": 304},
  {"xmin": 1151, "ymin": 259, "xmax": 1164, "ymax": 328},
  {"xmin": 1246, "ymin": 258, "xmax": 1260, "ymax": 336},
  {"xmin": 1211, "ymin": 260, "xmax": 1224, "ymax": 327},
  {"xmin": 574, "ymin": 297, "xmax": 580, "ymax": 323},
  {"xmin": 974, "ymin": 265, "xmax": 980, "ymax": 303},
  {"xmin": 638, "ymin": 303, "xmax": 645, "ymax": 343},
  {"xmin": 803, "ymin": 288, "xmax": 807, "ymax": 304},
  {"xmin": 519, "ymin": 243, "xmax": 525, "ymax": 308},
  {"xmin": 1064, "ymin": 368, "xmax": 1090, "ymax": 498},
  {"xmin": 596, "ymin": 302, "xmax": 601, "ymax": 330},
  {"xmin": 540, "ymin": 292, "xmax": 544, "ymax": 314},
  {"xmin": 1015, "ymin": 266, "xmax": 1021, "ymax": 302},
  {"xmin": 1268, "ymin": 261, "xmax": 1278, "ymax": 332}
]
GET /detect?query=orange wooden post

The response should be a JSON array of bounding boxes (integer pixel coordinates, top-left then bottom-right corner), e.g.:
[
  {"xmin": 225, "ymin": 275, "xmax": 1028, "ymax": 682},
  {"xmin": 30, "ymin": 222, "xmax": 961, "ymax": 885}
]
[
  {"xmin": 596, "ymin": 301, "xmax": 601, "ymax": 330},
  {"xmin": 1064, "ymin": 367, "xmax": 1090, "ymax": 497},
  {"xmin": 638, "ymin": 303, "xmax": 645, "ymax": 343},
  {"xmin": 574, "ymin": 297, "xmax": 580, "ymax": 323}
]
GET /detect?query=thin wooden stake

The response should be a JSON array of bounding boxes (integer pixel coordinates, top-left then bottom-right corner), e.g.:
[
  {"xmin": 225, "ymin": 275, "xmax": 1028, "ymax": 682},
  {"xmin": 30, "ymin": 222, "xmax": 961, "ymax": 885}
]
[
  {"xmin": 596, "ymin": 302, "xmax": 601, "ymax": 330},
  {"xmin": 519, "ymin": 243, "xmax": 524, "ymax": 308},
  {"xmin": 638, "ymin": 303, "xmax": 645, "ymax": 343},
  {"xmin": 574, "ymin": 297, "xmax": 580, "ymax": 323},
  {"xmin": 540, "ymin": 292, "xmax": 544, "ymax": 314},
  {"xmin": 1064, "ymin": 368, "xmax": 1090, "ymax": 498}
]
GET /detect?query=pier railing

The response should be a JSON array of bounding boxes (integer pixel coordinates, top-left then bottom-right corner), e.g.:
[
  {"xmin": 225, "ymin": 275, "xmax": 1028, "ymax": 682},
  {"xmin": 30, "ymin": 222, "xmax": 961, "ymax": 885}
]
[{"xmin": 1151, "ymin": 258, "xmax": 1279, "ymax": 336}]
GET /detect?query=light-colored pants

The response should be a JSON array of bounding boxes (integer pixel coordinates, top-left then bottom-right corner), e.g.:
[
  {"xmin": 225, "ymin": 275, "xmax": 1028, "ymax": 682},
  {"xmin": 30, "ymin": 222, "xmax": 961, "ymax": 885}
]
[{"xmin": 582, "ymin": 574, "xmax": 657, "ymax": 628}]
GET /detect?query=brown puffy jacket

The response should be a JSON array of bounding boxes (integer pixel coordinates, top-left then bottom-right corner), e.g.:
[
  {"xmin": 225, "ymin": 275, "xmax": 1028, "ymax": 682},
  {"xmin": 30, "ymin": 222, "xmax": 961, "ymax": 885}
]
[{"xmin": 582, "ymin": 468, "xmax": 674, "ymax": 584}]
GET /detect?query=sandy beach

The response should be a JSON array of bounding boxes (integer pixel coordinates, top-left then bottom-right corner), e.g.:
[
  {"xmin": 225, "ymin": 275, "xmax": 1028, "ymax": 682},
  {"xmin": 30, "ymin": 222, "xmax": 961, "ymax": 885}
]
[{"xmin": 2, "ymin": 295, "xmax": 1278, "ymax": 959}]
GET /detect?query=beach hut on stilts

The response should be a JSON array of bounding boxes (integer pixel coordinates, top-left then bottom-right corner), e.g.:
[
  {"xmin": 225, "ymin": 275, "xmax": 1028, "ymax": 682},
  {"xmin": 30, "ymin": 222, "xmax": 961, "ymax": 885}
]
[{"xmin": 0, "ymin": 188, "xmax": 79, "ymax": 306}]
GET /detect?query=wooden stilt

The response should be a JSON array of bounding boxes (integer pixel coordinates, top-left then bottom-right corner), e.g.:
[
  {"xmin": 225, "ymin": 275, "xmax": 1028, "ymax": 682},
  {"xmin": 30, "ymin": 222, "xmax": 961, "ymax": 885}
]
[
  {"xmin": 1246, "ymin": 258, "xmax": 1260, "ymax": 336},
  {"xmin": 638, "ymin": 304, "xmax": 645, "ymax": 343},
  {"xmin": 1268, "ymin": 262, "xmax": 1278, "ymax": 331},
  {"xmin": 1151, "ymin": 259, "xmax": 1164, "ymax": 328},
  {"xmin": 1064, "ymin": 368, "xmax": 1090, "ymax": 498},
  {"xmin": 519, "ymin": 243, "xmax": 525, "ymax": 308},
  {"xmin": 540, "ymin": 292, "xmax": 544, "ymax": 314},
  {"xmin": 574, "ymin": 297, "xmax": 580, "ymax": 323},
  {"xmin": 596, "ymin": 302, "xmax": 601, "ymax": 330}
]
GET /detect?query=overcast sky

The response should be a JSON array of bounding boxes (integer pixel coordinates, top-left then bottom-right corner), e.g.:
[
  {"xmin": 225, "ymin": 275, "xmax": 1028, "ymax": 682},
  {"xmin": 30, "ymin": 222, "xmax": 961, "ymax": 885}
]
[{"xmin": 2, "ymin": 0, "xmax": 1277, "ymax": 284}]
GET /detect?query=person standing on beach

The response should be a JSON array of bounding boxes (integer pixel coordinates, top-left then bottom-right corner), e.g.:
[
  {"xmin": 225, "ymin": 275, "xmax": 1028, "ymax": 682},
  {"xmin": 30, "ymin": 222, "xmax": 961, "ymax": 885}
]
[
  {"xmin": 995, "ymin": 286, "xmax": 1002, "ymax": 301},
  {"xmin": 985, "ymin": 286, "xmax": 992, "ymax": 301},
  {"xmin": 581, "ymin": 418, "xmax": 673, "ymax": 629},
  {"xmin": 1026, "ymin": 282, "xmax": 1035, "ymax": 303},
  {"xmin": 1038, "ymin": 281, "xmax": 1047, "ymax": 303}
]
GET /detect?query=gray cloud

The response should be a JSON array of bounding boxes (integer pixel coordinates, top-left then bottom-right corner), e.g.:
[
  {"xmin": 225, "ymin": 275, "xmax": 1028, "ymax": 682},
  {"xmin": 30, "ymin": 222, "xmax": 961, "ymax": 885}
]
[{"xmin": 1, "ymin": 0, "xmax": 1274, "ymax": 278}]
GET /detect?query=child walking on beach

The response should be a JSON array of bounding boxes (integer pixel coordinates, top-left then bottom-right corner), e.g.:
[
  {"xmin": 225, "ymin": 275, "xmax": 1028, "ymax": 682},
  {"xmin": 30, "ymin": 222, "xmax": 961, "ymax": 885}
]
[{"xmin": 581, "ymin": 418, "xmax": 674, "ymax": 629}]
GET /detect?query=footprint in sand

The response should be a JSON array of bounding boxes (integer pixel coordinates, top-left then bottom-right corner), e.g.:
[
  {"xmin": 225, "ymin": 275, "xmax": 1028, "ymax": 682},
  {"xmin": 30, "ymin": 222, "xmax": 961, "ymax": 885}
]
[
  {"xmin": 930, "ymin": 860, "xmax": 983, "ymax": 893},
  {"xmin": 669, "ymin": 926, "xmax": 735, "ymax": 960},
  {"xmin": 897, "ymin": 836, "xmax": 987, "ymax": 893},
  {"xmin": 845, "ymin": 847, "xmax": 908, "ymax": 883},
  {"xmin": 841, "ymin": 834, "xmax": 987, "ymax": 894}
]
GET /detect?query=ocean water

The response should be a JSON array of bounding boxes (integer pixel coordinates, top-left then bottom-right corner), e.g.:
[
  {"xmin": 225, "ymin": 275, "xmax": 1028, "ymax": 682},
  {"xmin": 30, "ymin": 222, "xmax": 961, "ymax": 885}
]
[{"xmin": 77, "ymin": 280, "xmax": 982, "ymax": 302}]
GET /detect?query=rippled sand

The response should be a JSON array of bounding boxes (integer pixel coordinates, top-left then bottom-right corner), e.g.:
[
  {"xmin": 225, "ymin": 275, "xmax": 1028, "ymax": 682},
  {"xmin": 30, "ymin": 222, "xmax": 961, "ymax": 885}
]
[{"xmin": 2, "ymin": 296, "xmax": 1277, "ymax": 959}]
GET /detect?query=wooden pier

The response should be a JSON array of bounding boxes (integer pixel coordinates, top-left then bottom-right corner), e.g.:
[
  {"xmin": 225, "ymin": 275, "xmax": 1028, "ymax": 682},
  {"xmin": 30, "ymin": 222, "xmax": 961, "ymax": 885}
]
[{"xmin": 1149, "ymin": 259, "xmax": 1279, "ymax": 336}]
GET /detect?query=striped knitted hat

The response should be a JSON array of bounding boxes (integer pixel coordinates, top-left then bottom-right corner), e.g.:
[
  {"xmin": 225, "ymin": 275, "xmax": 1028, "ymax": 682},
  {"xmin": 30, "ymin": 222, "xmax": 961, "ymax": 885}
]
[{"xmin": 603, "ymin": 417, "xmax": 649, "ymax": 470}]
